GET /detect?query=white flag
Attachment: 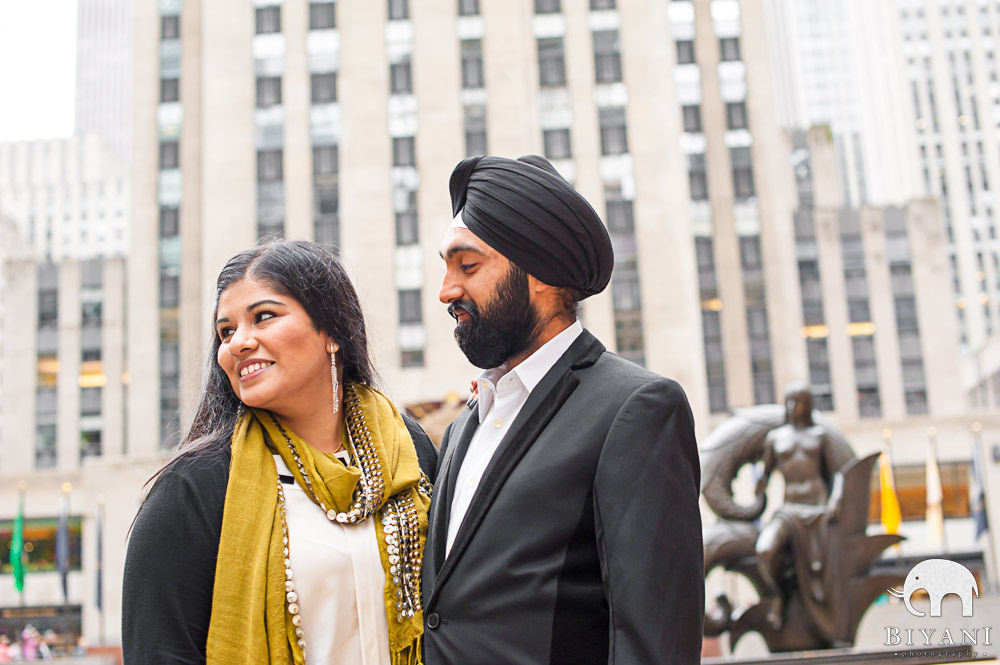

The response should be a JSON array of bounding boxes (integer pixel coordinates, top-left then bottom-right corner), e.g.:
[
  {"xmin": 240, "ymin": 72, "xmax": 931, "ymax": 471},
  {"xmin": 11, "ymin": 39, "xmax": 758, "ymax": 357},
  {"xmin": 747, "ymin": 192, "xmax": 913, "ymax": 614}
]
[{"xmin": 926, "ymin": 438, "xmax": 944, "ymax": 550}]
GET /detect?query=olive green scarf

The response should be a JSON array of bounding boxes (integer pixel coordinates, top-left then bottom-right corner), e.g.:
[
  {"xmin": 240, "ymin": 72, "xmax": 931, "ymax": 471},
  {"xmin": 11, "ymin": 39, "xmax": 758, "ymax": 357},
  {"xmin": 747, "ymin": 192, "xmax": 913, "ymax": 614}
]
[{"xmin": 207, "ymin": 384, "xmax": 430, "ymax": 665}]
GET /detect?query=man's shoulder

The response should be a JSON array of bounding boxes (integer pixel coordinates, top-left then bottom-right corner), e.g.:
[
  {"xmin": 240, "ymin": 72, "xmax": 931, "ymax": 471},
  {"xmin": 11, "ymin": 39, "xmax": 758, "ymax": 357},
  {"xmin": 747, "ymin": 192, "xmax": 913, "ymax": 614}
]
[{"xmin": 586, "ymin": 347, "xmax": 682, "ymax": 394}]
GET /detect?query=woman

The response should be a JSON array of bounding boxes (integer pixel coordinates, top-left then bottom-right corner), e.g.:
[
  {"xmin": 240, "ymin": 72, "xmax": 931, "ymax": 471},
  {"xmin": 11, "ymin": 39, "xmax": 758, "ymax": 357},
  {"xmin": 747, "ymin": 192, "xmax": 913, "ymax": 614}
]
[{"xmin": 123, "ymin": 240, "xmax": 435, "ymax": 665}]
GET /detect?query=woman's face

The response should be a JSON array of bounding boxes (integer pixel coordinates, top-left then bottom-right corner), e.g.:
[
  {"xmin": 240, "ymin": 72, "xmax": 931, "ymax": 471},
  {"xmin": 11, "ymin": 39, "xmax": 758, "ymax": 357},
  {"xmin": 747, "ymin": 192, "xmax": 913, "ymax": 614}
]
[{"xmin": 215, "ymin": 277, "xmax": 337, "ymax": 416}]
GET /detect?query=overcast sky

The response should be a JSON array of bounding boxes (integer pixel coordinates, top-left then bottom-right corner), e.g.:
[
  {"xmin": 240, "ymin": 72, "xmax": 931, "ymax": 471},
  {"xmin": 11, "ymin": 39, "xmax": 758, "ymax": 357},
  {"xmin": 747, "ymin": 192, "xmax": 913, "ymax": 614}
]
[{"xmin": 0, "ymin": 0, "xmax": 78, "ymax": 142}]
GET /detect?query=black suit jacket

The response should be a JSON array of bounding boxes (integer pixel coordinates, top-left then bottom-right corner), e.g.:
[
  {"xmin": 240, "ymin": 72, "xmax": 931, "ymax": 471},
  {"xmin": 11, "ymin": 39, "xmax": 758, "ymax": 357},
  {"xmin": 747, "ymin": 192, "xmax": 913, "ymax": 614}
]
[{"xmin": 423, "ymin": 331, "xmax": 704, "ymax": 665}]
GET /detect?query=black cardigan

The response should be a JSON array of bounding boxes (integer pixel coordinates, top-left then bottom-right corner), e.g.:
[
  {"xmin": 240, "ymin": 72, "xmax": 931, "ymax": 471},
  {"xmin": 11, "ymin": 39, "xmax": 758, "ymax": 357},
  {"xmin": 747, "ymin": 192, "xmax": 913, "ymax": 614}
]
[{"xmin": 121, "ymin": 415, "xmax": 437, "ymax": 665}]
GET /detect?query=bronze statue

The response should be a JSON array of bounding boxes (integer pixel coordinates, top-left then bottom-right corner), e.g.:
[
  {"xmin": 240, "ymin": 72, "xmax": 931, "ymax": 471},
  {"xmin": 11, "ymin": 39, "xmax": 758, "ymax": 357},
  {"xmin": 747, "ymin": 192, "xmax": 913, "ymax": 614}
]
[{"xmin": 701, "ymin": 385, "xmax": 903, "ymax": 652}]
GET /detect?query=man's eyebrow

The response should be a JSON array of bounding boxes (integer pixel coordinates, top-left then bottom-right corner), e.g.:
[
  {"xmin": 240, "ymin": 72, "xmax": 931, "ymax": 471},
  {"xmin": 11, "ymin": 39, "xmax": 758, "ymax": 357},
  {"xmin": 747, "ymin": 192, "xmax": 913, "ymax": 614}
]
[
  {"xmin": 440, "ymin": 243, "xmax": 488, "ymax": 260},
  {"xmin": 216, "ymin": 299, "xmax": 285, "ymax": 324}
]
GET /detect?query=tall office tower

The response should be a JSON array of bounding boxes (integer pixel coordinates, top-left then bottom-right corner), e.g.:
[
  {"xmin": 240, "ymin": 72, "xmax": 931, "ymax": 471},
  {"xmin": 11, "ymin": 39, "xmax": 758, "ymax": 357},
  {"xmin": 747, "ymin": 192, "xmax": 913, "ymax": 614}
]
[
  {"xmin": 0, "ymin": 135, "xmax": 130, "ymax": 260},
  {"xmin": 75, "ymin": 0, "xmax": 133, "ymax": 160},
  {"xmin": 763, "ymin": 0, "xmax": 919, "ymax": 207},
  {"xmin": 0, "ymin": 252, "xmax": 141, "ymax": 643},
  {"xmin": 130, "ymin": 0, "xmax": 984, "ymax": 447},
  {"xmin": 896, "ymin": 0, "xmax": 1000, "ymax": 401},
  {"xmin": 790, "ymin": 127, "xmax": 964, "ymax": 420},
  {"xmin": 764, "ymin": 0, "xmax": 1000, "ymax": 403}
]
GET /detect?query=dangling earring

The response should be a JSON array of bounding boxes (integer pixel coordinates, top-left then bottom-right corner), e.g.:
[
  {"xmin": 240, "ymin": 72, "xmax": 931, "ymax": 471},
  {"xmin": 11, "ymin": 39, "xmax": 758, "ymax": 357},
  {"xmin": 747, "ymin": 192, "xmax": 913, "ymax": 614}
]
[{"xmin": 329, "ymin": 342, "xmax": 340, "ymax": 415}]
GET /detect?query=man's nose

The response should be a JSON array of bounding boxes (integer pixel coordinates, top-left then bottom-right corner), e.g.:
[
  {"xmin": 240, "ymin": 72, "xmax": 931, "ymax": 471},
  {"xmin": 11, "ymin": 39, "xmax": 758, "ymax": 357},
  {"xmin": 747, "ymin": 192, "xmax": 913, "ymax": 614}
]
[{"xmin": 439, "ymin": 273, "xmax": 463, "ymax": 305}]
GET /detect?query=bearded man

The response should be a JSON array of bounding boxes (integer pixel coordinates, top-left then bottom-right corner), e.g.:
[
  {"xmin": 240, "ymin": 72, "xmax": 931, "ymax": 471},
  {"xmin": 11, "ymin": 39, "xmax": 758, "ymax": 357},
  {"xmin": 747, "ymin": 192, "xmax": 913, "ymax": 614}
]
[{"xmin": 422, "ymin": 155, "xmax": 704, "ymax": 665}]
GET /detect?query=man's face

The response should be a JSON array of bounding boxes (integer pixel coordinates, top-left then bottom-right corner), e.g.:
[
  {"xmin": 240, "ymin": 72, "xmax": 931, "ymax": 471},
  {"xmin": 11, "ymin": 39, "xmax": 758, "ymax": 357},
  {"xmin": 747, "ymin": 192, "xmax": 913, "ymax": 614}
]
[{"xmin": 439, "ymin": 226, "xmax": 540, "ymax": 369}]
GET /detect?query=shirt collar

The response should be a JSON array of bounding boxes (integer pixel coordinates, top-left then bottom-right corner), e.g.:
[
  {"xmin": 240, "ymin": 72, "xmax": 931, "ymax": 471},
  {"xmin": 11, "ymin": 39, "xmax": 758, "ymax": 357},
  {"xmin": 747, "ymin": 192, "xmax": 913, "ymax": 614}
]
[{"xmin": 474, "ymin": 320, "xmax": 583, "ymax": 423}]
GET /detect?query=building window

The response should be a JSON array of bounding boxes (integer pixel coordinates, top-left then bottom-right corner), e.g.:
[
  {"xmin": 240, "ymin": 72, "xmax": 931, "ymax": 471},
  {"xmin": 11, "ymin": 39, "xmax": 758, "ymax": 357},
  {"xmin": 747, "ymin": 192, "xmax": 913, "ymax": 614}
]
[
  {"xmin": 313, "ymin": 145, "xmax": 338, "ymax": 176},
  {"xmin": 702, "ymin": 309, "xmax": 728, "ymax": 413},
  {"xmin": 726, "ymin": 101, "xmax": 747, "ymax": 130},
  {"xmin": 309, "ymin": 2, "xmax": 336, "ymax": 30},
  {"xmin": 0, "ymin": 517, "xmax": 83, "ymax": 571},
  {"xmin": 81, "ymin": 430, "xmax": 102, "ymax": 459},
  {"xmin": 81, "ymin": 387, "xmax": 102, "ymax": 417},
  {"xmin": 537, "ymin": 38, "xmax": 566, "ymax": 87},
  {"xmin": 257, "ymin": 150, "xmax": 283, "ymax": 181},
  {"xmin": 689, "ymin": 153, "xmax": 708, "ymax": 201},
  {"xmin": 161, "ymin": 14, "xmax": 180, "ymax": 40},
  {"xmin": 720, "ymin": 37, "xmax": 740, "ymax": 61},
  {"xmin": 682, "ymin": 104, "xmax": 702, "ymax": 132},
  {"xmin": 160, "ymin": 78, "xmax": 180, "ymax": 103},
  {"xmin": 256, "ymin": 76, "xmax": 282, "ymax": 107},
  {"xmin": 159, "ymin": 141, "xmax": 179, "ymax": 170},
  {"xmin": 461, "ymin": 39, "xmax": 484, "ymax": 89},
  {"xmin": 398, "ymin": 289, "xmax": 422, "ymax": 324},
  {"xmin": 535, "ymin": 0, "xmax": 561, "ymax": 13},
  {"xmin": 401, "ymin": 349, "xmax": 424, "ymax": 368},
  {"xmin": 458, "ymin": 0, "xmax": 479, "ymax": 15},
  {"xmin": 599, "ymin": 107, "xmax": 628, "ymax": 156},
  {"xmin": 81, "ymin": 300, "xmax": 103, "ymax": 327},
  {"xmin": 314, "ymin": 183, "xmax": 338, "ymax": 220},
  {"xmin": 160, "ymin": 206, "xmax": 179, "ymax": 238},
  {"xmin": 38, "ymin": 290, "xmax": 58, "ymax": 328},
  {"xmin": 388, "ymin": 0, "xmax": 409, "ymax": 20},
  {"xmin": 160, "ymin": 274, "xmax": 180, "ymax": 308},
  {"xmin": 256, "ymin": 6, "xmax": 281, "ymax": 34},
  {"xmin": 543, "ymin": 128, "xmax": 572, "ymax": 160},
  {"xmin": 390, "ymin": 60, "xmax": 412, "ymax": 94},
  {"xmin": 311, "ymin": 72, "xmax": 337, "ymax": 103},
  {"xmin": 396, "ymin": 191, "xmax": 419, "ymax": 246},
  {"xmin": 593, "ymin": 30, "xmax": 622, "ymax": 84},
  {"xmin": 590, "ymin": 0, "xmax": 615, "ymax": 8},
  {"xmin": 676, "ymin": 40, "xmax": 695, "ymax": 65},
  {"xmin": 393, "ymin": 137, "xmax": 416, "ymax": 167},
  {"xmin": 731, "ymin": 146, "xmax": 754, "ymax": 200},
  {"xmin": 464, "ymin": 105, "xmax": 488, "ymax": 157}
]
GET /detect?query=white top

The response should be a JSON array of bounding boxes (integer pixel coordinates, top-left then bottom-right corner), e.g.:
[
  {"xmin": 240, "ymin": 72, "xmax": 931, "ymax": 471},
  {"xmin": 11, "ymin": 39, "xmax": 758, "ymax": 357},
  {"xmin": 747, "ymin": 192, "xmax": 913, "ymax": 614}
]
[
  {"xmin": 446, "ymin": 320, "xmax": 583, "ymax": 556},
  {"xmin": 274, "ymin": 455, "xmax": 391, "ymax": 665}
]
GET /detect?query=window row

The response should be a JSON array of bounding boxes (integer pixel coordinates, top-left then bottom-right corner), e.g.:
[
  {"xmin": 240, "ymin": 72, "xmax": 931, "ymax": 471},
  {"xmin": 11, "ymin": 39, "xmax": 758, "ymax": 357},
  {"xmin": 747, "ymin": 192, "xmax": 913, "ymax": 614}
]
[{"xmin": 676, "ymin": 37, "xmax": 740, "ymax": 65}]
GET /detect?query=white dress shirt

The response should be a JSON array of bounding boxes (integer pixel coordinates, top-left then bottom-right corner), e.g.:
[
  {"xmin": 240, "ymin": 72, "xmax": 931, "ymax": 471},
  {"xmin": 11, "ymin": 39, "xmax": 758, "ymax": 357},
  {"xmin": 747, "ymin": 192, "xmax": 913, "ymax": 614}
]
[
  {"xmin": 274, "ymin": 455, "xmax": 391, "ymax": 665},
  {"xmin": 446, "ymin": 320, "xmax": 583, "ymax": 556}
]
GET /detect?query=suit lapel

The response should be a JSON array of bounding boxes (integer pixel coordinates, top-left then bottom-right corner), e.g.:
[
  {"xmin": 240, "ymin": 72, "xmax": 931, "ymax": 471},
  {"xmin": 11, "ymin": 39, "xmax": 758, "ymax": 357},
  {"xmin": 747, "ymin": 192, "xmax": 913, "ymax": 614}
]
[
  {"xmin": 427, "ymin": 331, "xmax": 605, "ymax": 607},
  {"xmin": 430, "ymin": 410, "xmax": 480, "ymax": 573}
]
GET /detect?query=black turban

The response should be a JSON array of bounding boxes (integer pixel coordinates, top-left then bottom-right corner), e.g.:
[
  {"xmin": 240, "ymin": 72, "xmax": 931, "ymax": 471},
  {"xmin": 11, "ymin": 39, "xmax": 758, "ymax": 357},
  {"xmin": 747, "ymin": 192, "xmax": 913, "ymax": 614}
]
[{"xmin": 449, "ymin": 154, "xmax": 614, "ymax": 298}]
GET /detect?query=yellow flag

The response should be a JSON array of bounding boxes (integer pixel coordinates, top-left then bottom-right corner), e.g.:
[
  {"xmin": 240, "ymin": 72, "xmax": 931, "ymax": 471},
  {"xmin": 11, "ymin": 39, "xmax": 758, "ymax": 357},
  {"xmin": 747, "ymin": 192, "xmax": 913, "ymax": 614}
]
[{"xmin": 880, "ymin": 450, "xmax": 902, "ymax": 535}]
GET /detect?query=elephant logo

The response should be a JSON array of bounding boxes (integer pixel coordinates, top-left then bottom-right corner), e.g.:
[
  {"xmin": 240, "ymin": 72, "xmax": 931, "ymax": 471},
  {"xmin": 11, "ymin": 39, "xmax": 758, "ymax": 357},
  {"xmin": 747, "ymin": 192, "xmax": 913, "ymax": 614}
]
[{"xmin": 887, "ymin": 559, "xmax": 979, "ymax": 617}]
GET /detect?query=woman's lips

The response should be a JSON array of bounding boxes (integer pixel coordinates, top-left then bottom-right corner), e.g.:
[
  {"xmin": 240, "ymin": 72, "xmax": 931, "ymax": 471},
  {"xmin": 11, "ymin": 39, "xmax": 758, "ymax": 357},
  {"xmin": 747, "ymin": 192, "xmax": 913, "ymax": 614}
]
[{"xmin": 239, "ymin": 363, "xmax": 272, "ymax": 382}]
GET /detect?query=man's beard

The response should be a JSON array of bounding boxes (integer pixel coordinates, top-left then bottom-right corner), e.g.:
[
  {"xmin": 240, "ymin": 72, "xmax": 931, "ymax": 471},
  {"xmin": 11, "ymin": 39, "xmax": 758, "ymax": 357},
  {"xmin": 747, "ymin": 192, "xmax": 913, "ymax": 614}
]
[{"xmin": 448, "ymin": 265, "xmax": 540, "ymax": 369}]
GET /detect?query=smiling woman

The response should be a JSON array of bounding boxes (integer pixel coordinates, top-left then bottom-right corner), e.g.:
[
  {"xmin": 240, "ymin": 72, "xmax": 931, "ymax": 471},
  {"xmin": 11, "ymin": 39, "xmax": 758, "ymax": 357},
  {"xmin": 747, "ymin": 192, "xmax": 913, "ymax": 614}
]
[{"xmin": 122, "ymin": 240, "xmax": 437, "ymax": 665}]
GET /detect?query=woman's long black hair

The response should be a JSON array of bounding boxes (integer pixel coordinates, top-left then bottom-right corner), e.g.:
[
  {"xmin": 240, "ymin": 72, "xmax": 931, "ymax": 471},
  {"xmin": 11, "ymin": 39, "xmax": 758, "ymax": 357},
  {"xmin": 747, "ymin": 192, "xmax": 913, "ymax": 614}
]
[{"xmin": 144, "ymin": 239, "xmax": 377, "ymax": 489}]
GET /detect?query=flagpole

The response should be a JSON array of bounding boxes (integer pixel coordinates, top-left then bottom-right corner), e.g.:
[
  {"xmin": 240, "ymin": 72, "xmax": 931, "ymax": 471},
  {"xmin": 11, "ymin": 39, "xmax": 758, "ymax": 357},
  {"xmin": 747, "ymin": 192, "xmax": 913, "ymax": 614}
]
[
  {"xmin": 972, "ymin": 422, "xmax": 999, "ymax": 593},
  {"xmin": 96, "ymin": 497, "xmax": 105, "ymax": 647},
  {"xmin": 14, "ymin": 481, "xmax": 26, "ymax": 608},
  {"xmin": 926, "ymin": 428, "xmax": 947, "ymax": 553}
]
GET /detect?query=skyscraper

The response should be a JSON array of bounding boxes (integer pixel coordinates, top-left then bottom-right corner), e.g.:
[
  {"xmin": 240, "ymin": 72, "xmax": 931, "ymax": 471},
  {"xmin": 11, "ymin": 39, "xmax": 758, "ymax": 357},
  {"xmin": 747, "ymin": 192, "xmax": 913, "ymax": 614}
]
[{"xmin": 75, "ymin": 0, "xmax": 133, "ymax": 160}]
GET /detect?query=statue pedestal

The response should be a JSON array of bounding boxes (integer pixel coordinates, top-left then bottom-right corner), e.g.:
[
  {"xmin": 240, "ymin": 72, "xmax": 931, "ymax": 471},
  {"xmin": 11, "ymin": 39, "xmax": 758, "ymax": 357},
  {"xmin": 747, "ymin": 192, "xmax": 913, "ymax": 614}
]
[{"xmin": 704, "ymin": 645, "xmax": 994, "ymax": 665}]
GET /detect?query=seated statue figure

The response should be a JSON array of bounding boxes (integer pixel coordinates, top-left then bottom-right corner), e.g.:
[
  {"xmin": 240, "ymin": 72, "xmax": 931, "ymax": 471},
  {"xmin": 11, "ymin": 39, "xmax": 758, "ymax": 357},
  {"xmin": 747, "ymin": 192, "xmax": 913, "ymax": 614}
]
[
  {"xmin": 755, "ymin": 385, "xmax": 838, "ymax": 630},
  {"xmin": 700, "ymin": 384, "xmax": 902, "ymax": 652}
]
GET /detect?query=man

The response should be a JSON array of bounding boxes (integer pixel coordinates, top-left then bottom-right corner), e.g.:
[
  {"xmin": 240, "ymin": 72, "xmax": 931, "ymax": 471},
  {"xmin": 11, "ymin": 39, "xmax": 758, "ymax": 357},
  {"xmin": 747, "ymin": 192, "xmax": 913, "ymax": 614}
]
[{"xmin": 423, "ymin": 154, "xmax": 704, "ymax": 664}]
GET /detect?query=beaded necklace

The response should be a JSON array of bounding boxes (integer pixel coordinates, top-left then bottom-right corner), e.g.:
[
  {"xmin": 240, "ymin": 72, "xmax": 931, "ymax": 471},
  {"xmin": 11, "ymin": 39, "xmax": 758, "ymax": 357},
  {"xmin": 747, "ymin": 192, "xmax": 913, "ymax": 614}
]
[{"xmin": 269, "ymin": 385, "xmax": 429, "ymax": 659}]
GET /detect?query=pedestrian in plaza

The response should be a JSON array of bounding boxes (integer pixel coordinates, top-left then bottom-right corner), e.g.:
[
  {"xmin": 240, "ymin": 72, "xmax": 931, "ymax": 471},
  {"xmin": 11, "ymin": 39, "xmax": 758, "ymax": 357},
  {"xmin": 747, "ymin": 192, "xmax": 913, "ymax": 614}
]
[
  {"xmin": 123, "ymin": 240, "xmax": 436, "ymax": 665},
  {"xmin": 423, "ymin": 155, "xmax": 704, "ymax": 664}
]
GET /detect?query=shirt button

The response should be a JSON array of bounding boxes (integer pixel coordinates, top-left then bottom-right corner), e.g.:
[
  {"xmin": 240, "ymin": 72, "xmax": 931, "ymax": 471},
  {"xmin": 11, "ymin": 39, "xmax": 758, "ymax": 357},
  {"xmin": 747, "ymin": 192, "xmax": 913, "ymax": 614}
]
[{"xmin": 493, "ymin": 419, "xmax": 503, "ymax": 428}]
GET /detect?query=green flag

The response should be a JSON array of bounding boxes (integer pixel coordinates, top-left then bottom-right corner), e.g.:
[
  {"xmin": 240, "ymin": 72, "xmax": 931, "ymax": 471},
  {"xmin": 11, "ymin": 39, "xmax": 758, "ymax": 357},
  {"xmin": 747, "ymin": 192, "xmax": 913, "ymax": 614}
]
[{"xmin": 10, "ymin": 494, "xmax": 25, "ymax": 594}]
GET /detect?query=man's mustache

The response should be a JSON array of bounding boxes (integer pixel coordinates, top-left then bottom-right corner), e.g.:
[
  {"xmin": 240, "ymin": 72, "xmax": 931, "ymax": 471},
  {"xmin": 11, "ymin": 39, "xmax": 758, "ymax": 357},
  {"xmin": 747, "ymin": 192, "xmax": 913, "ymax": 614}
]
[{"xmin": 448, "ymin": 301, "xmax": 477, "ymax": 322}]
